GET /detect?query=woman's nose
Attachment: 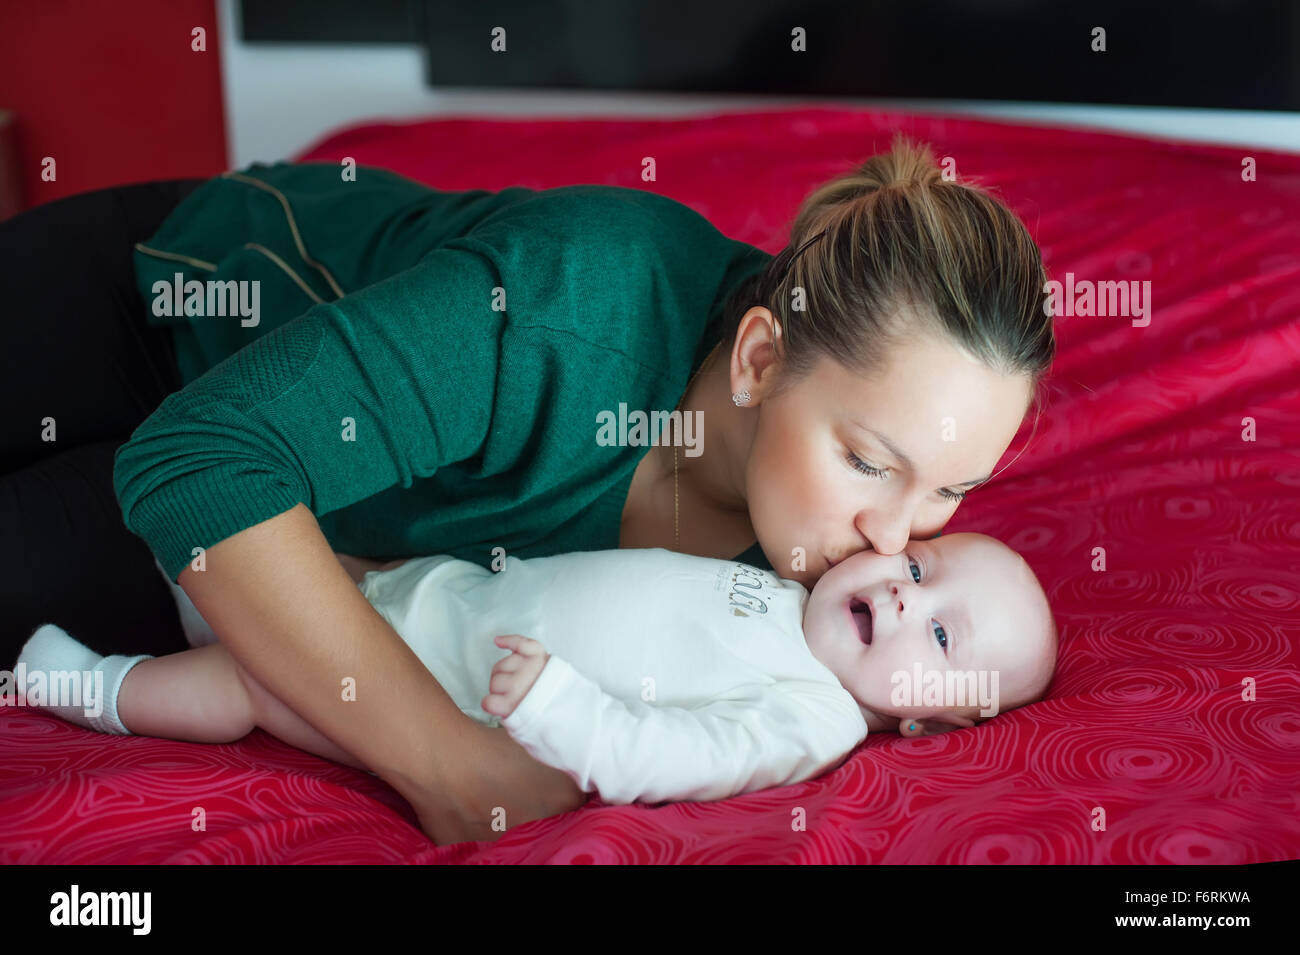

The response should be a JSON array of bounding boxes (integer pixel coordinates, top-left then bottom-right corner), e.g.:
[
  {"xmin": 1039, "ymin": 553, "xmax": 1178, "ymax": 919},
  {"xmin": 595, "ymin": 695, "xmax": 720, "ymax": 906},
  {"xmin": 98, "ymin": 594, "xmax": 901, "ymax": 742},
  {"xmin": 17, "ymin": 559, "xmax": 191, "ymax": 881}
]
[{"xmin": 857, "ymin": 512, "xmax": 912, "ymax": 557}]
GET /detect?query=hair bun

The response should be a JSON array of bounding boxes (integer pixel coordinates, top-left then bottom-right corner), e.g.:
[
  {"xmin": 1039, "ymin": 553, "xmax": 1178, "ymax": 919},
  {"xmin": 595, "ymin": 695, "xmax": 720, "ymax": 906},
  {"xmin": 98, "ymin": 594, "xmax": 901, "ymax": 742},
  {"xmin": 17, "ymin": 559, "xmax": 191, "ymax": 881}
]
[
  {"xmin": 865, "ymin": 132, "xmax": 944, "ymax": 190},
  {"xmin": 790, "ymin": 133, "xmax": 943, "ymax": 240},
  {"xmin": 715, "ymin": 127, "xmax": 1055, "ymax": 405}
]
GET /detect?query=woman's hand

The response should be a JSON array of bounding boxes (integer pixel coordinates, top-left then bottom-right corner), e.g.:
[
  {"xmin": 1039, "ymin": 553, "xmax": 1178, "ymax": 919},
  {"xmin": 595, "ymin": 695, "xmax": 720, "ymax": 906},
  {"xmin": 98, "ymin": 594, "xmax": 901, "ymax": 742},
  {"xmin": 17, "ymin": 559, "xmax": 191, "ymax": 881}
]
[{"xmin": 411, "ymin": 721, "xmax": 589, "ymax": 844}]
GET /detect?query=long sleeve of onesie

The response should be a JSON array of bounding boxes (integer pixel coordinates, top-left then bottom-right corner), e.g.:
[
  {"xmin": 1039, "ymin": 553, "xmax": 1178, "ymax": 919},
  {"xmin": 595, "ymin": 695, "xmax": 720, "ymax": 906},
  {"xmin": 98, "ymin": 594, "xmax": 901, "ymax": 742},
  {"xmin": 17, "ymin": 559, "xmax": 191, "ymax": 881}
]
[{"xmin": 501, "ymin": 653, "xmax": 864, "ymax": 805}]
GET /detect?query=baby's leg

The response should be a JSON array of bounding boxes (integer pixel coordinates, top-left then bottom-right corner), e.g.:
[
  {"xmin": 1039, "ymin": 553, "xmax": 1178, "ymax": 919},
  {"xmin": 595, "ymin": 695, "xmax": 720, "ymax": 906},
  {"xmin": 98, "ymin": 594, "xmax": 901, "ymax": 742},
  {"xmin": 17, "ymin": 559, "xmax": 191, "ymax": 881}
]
[
  {"xmin": 119, "ymin": 643, "xmax": 367, "ymax": 770},
  {"xmin": 115, "ymin": 643, "xmax": 252, "ymax": 742}
]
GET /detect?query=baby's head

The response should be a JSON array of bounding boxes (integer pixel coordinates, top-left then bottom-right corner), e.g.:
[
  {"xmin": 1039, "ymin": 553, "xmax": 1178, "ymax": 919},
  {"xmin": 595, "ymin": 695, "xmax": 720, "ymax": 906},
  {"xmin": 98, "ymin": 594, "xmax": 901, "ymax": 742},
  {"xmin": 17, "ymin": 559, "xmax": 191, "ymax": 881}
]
[{"xmin": 801, "ymin": 532, "xmax": 1057, "ymax": 736}]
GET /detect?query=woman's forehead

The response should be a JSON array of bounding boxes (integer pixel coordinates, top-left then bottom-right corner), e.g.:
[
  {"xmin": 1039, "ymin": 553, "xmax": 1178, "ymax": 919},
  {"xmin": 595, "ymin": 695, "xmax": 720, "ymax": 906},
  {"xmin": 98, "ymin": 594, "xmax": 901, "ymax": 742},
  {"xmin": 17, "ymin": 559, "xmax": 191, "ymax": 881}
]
[{"xmin": 812, "ymin": 347, "xmax": 1028, "ymax": 458}]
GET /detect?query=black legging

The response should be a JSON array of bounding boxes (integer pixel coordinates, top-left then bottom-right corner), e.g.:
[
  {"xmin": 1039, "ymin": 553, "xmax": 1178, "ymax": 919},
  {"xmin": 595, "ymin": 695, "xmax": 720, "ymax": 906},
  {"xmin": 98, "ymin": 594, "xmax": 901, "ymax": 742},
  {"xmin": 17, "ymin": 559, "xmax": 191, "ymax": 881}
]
[{"xmin": 0, "ymin": 178, "xmax": 209, "ymax": 665}]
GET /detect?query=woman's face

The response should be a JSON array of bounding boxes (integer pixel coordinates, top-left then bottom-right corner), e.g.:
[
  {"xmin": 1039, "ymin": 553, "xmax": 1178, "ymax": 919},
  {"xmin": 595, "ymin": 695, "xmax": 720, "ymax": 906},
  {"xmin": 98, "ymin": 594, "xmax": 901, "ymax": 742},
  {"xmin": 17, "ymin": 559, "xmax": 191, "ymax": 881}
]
[{"xmin": 741, "ymin": 317, "xmax": 1033, "ymax": 591}]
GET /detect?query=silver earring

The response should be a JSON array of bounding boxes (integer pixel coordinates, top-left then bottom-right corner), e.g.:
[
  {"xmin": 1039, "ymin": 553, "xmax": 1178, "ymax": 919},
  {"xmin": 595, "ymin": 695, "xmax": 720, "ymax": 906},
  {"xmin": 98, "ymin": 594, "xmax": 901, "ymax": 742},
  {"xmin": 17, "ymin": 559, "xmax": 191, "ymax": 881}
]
[{"xmin": 732, "ymin": 390, "xmax": 751, "ymax": 407}]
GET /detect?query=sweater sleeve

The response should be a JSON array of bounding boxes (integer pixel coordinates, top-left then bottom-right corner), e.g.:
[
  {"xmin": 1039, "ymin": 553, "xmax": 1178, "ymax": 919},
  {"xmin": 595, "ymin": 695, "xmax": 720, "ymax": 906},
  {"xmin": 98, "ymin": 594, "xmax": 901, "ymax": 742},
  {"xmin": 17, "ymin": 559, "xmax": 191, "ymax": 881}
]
[
  {"xmin": 500, "ymin": 654, "xmax": 867, "ymax": 805},
  {"xmin": 113, "ymin": 245, "xmax": 505, "ymax": 582}
]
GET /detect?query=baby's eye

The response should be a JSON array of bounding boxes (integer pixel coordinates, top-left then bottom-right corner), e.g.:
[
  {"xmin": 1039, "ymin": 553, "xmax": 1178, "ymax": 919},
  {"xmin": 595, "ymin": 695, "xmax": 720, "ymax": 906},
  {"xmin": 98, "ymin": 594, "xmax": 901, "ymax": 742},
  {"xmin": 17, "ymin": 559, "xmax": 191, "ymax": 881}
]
[
  {"xmin": 907, "ymin": 556, "xmax": 947, "ymax": 653},
  {"xmin": 933, "ymin": 621, "xmax": 948, "ymax": 652}
]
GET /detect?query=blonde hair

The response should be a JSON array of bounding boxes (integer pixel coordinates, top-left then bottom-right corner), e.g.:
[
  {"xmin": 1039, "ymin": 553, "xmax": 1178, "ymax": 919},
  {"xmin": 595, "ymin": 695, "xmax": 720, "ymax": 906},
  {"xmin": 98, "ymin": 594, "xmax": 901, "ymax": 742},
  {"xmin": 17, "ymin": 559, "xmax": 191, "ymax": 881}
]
[{"xmin": 720, "ymin": 132, "xmax": 1056, "ymax": 409}]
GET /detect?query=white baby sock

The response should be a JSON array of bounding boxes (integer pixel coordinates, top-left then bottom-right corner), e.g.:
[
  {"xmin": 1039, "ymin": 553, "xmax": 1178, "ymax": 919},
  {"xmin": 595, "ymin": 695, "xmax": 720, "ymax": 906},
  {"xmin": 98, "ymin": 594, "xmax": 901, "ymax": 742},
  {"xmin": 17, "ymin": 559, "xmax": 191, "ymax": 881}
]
[
  {"xmin": 154, "ymin": 557, "xmax": 218, "ymax": 648},
  {"xmin": 16, "ymin": 623, "xmax": 151, "ymax": 735}
]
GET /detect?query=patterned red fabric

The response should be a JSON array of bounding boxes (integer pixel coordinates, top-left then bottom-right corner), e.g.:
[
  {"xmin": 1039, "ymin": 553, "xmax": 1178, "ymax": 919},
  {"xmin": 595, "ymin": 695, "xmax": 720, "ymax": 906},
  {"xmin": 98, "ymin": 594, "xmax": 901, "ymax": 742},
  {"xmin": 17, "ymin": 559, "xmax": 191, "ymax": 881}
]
[{"xmin": 3, "ymin": 106, "xmax": 1298, "ymax": 863}]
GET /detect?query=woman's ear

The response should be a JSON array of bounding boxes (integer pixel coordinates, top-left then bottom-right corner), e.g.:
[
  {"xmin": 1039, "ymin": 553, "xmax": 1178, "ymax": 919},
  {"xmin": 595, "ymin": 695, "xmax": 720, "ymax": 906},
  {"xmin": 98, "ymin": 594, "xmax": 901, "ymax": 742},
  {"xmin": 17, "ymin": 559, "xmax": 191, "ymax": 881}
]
[{"xmin": 733, "ymin": 307, "xmax": 783, "ymax": 400}]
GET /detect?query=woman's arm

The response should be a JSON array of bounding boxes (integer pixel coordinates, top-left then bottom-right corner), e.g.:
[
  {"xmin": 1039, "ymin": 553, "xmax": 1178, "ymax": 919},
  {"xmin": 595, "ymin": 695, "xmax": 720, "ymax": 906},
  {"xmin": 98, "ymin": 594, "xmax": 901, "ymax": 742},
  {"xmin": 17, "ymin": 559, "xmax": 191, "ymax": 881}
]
[
  {"xmin": 115, "ymin": 245, "xmax": 593, "ymax": 842},
  {"xmin": 333, "ymin": 552, "xmax": 407, "ymax": 583},
  {"xmin": 179, "ymin": 502, "xmax": 586, "ymax": 844}
]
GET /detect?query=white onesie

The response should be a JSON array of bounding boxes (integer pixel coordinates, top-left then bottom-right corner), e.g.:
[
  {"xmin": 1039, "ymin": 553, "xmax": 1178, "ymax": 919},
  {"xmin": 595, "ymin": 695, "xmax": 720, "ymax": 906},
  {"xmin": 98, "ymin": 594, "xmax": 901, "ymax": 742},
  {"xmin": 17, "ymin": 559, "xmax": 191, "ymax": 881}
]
[{"xmin": 355, "ymin": 547, "xmax": 869, "ymax": 806}]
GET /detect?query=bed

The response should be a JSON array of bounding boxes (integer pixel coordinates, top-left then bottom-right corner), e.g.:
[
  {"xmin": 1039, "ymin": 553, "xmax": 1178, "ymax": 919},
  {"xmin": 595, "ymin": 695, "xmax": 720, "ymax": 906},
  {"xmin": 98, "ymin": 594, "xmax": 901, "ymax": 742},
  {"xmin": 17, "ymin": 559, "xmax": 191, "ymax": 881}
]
[{"xmin": 3, "ymin": 105, "xmax": 1298, "ymax": 863}]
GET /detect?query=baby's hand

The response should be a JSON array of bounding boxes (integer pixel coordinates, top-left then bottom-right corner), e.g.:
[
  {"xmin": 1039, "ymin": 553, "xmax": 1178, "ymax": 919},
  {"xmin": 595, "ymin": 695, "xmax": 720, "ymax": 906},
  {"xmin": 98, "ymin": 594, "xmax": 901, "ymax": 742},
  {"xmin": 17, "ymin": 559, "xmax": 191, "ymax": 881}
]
[{"xmin": 481, "ymin": 635, "xmax": 550, "ymax": 719}]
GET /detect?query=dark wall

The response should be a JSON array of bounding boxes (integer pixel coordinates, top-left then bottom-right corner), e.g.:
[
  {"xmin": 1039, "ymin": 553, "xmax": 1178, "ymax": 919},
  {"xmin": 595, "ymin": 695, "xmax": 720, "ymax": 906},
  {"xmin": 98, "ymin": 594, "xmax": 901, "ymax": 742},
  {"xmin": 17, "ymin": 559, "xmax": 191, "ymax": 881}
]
[{"xmin": 240, "ymin": 0, "xmax": 1300, "ymax": 111}]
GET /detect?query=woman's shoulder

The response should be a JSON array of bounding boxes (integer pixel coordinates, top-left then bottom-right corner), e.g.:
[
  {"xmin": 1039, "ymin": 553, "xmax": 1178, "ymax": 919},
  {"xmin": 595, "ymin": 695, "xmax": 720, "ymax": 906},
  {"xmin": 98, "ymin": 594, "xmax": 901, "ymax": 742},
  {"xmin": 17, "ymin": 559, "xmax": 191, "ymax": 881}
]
[
  {"xmin": 525, "ymin": 183, "xmax": 722, "ymax": 226},
  {"xmin": 464, "ymin": 183, "xmax": 726, "ymax": 253},
  {"xmin": 462, "ymin": 185, "xmax": 771, "ymax": 369}
]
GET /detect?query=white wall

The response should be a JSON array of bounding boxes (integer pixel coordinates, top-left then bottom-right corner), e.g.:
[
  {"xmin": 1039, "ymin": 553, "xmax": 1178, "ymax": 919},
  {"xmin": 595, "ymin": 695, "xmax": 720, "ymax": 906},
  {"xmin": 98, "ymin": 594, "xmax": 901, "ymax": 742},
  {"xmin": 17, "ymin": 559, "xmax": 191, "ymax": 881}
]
[{"xmin": 218, "ymin": 0, "xmax": 1300, "ymax": 167}]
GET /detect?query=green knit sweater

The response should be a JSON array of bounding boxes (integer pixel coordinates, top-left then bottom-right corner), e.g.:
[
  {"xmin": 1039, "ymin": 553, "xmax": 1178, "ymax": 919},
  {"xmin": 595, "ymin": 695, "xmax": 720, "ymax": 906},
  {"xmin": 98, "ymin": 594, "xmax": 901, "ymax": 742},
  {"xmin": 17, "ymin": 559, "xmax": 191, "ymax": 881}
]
[{"xmin": 115, "ymin": 162, "xmax": 775, "ymax": 582}]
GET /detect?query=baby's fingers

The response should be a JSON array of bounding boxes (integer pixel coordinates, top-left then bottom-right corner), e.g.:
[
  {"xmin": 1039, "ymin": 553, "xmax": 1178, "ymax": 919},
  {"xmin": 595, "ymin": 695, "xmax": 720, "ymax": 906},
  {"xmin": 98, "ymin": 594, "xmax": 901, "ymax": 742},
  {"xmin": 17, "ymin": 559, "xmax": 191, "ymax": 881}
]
[
  {"xmin": 491, "ymin": 653, "xmax": 524, "ymax": 676},
  {"xmin": 493, "ymin": 634, "xmax": 545, "ymax": 657},
  {"xmin": 487, "ymin": 669, "xmax": 522, "ymax": 695}
]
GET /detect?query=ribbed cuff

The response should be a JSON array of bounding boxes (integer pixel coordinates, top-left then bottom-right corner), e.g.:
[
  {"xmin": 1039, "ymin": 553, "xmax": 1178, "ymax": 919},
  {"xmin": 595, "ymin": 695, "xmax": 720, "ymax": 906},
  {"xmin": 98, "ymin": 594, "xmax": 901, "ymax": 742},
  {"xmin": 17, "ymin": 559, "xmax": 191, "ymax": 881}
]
[
  {"xmin": 126, "ymin": 469, "xmax": 305, "ymax": 582},
  {"xmin": 89, "ymin": 654, "xmax": 153, "ymax": 736}
]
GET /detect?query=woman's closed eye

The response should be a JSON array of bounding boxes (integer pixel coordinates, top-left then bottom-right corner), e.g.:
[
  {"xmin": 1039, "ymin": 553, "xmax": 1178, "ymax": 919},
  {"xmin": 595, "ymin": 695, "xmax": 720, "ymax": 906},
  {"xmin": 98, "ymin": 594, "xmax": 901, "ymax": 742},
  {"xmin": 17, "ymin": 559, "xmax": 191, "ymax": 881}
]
[{"xmin": 843, "ymin": 450, "xmax": 967, "ymax": 502}]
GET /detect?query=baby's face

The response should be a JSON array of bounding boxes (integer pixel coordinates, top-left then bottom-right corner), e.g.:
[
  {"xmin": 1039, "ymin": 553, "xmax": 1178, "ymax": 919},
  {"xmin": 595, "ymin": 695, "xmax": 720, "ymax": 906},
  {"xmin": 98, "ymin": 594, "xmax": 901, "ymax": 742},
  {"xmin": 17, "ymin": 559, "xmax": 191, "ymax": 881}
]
[{"xmin": 801, "ymin": 532, "xmax": 1054, "ymax": 732}]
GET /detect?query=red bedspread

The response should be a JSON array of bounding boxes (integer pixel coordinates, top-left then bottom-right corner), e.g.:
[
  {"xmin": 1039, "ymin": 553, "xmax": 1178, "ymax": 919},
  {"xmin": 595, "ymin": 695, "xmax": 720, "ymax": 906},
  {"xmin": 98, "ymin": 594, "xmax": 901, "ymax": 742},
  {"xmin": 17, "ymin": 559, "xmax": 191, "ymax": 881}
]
[{"xmin": 3, "ymin": 106, "xmax": 1298, "ymax": 864}]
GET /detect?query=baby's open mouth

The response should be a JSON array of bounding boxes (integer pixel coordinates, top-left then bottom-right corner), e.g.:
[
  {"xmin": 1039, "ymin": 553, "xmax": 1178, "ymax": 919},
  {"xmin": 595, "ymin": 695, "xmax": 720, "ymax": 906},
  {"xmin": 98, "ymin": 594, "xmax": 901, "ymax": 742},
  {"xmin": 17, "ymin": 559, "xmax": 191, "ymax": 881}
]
[{"xmin": 849, "ymin": 597, "xmax": 873, "ymax": 645}]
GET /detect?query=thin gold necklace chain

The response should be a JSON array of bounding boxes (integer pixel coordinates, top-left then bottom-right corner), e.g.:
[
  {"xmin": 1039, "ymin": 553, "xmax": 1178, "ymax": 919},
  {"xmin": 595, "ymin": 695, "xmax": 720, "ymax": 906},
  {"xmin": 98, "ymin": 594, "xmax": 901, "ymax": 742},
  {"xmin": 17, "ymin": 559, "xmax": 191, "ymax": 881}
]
[{"xmin": 673, "ymin": 340, "xmax": 722, "ymax": 549}]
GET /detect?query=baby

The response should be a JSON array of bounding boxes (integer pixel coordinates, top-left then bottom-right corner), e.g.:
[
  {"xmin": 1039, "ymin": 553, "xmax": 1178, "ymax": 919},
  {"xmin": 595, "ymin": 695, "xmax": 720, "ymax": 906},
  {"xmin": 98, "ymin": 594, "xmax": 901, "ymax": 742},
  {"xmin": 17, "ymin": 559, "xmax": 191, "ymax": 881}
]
[{"xmin": 14, "ymin": 532, "xmax": 1057, "ymax": 806}]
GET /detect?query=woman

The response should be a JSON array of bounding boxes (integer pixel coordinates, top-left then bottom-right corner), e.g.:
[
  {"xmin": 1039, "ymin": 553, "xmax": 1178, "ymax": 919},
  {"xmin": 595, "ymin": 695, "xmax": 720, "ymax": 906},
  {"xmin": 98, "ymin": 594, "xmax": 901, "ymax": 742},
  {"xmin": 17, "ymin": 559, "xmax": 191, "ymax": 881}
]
[{"xmin": 0, "ymin": 133, "xmax": 1054, "ymax": 844}]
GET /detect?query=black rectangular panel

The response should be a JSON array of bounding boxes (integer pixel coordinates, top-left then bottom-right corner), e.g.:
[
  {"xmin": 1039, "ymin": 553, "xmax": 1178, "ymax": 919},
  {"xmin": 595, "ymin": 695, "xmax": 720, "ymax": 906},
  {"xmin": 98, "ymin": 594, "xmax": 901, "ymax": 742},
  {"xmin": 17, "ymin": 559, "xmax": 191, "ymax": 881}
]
[
  {"xmin": 419, "ymin": 0, "xmax": 1299, "ymax": 110},
  {"xmin": 240, "ymin": 0, "xmax": 422, "ymax": 43},
  {"xmin": 240, "ymin": 0, "xmax": 1300, "ymax": 110}
]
